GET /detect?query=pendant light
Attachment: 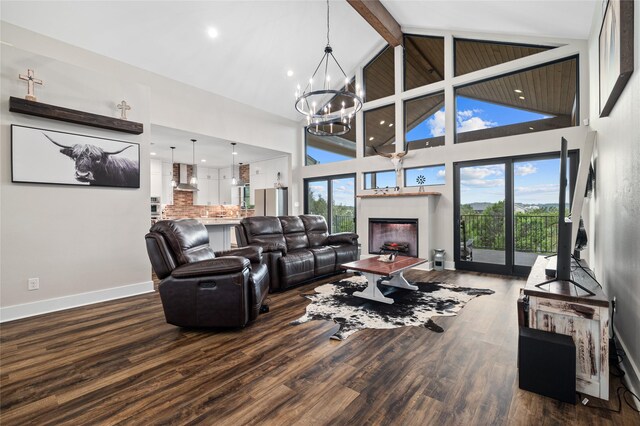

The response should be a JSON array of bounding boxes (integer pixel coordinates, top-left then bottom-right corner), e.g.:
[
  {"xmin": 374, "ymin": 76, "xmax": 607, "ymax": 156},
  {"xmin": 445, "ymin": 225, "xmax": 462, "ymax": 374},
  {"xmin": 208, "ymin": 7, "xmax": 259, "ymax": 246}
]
[
  {"xmin": 170, "ymin": 146, "xmax": 177, "ymax": 188},
  {"xmin": 190, "ymin": 139, "xmax": 197, "ymax": 185},
  {"xmin": 231, "ymin": 142, "xmax": 237, "ymax": 185},
  {"xmin": 294, "ymin": 0, "xmax": 362, "ymax": 136}
]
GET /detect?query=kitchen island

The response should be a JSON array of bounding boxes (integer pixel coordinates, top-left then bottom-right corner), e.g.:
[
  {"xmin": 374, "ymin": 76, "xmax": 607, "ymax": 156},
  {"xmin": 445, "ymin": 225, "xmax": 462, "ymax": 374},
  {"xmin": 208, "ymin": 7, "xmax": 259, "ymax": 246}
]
[{"xmin": 197, "ymin": 218, "xmax": 241, "ymax": 251}]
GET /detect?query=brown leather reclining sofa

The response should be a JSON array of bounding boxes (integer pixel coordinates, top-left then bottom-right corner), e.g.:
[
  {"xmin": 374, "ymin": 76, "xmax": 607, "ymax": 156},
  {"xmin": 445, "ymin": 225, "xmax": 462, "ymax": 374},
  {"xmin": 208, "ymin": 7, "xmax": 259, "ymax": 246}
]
[
  {"xmin": 235, "ymin": 215, "xmax": 359, "ymax": 291},
  {"xmin": 146, "ymin": 219, "xmax": 269, "ymax": 328}
]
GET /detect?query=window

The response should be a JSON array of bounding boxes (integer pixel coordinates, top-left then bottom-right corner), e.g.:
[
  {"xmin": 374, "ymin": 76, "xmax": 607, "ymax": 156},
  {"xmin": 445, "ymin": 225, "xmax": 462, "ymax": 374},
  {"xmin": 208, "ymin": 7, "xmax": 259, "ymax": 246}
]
[
  {"xmin": 304, "ymin": 175, "xmax": 356, "ymax": 233},
  {"xmin": 454, "ymin": 38, "xmax": 553, "ymax": 76},
  {"xmin": 455, "ymin": 56, "xmax": 578, "ymax": 143},
  {"xmin": 364, "ymin": 170, "xmax": 396, "ymax": 189},
  {"xmin": 405, "ymin": 165, "xmax": 446, "ymax": 187},
  {"xmin": 404, "ymin": 92, "xmax": 445, "ymax": 150},
  {"xmin": 404, "ymin": 34, "xmax": 445, "ymax": 91},
  {"xmin": 305, "ymin": 125, "xmax": 356, "ymax": 165},
  {"xmin": 364, "ymin": 104, "xmax": 395, "ymax": 157},
  {"xmin": 363, "ymin": 46, "xmax": 394, "ymax": 102}
]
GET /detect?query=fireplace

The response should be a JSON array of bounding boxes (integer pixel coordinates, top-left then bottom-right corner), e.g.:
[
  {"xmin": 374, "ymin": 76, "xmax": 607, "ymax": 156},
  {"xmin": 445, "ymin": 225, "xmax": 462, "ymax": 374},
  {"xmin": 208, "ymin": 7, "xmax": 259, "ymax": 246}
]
[{"xmin": 369, "ymin": 218, "xmax": 419, "ymax": 257}]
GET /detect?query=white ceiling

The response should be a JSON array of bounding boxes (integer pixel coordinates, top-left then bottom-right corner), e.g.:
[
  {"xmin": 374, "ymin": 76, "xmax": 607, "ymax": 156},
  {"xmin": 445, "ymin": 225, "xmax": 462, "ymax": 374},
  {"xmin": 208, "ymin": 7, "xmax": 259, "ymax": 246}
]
[
  {"xmin": 150, "ymin": 125, "xmax": 288, "ymax": 167},
  {"xmin": 1, "ymin": 1, "xmax": 597, "ymax": 124}
]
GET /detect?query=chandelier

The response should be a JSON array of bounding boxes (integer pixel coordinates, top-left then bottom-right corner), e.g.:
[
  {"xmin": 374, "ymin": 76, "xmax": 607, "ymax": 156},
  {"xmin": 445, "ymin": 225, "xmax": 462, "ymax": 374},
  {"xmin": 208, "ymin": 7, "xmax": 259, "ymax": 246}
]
[{"xmin": 295, "ymin": 0, "xmax": 363, "ymax": 136}]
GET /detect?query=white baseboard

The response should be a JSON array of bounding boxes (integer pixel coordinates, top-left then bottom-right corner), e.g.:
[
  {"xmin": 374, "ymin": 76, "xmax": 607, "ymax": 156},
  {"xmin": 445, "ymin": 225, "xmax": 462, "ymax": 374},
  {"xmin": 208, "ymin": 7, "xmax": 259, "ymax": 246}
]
[
  {"xmin": 0, "ymin": 281, "xmax": 155, "ymax": 323},
  {"xmin": 614, "ymin": 325, "xmax": 640, "ymax": 410}
]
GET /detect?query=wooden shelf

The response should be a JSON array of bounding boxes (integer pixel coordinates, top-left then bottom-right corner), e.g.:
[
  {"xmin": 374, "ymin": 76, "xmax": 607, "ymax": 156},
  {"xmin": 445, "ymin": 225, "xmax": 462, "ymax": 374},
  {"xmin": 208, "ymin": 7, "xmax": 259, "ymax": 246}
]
[
  {"xmin": 9, "ymin": 97, "xmax": 144, "ymax": 134},
  {"xmin": 357, "ymin": 192, "xmax": 441, "ymax": 198}
]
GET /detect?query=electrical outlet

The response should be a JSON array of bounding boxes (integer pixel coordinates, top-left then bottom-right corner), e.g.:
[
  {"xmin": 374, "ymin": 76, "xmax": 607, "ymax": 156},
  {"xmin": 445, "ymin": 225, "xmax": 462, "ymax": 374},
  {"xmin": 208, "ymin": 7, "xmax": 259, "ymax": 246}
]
[{"xmin": 28, "ymin": 278, "xmax": 39, "ymax": 291}]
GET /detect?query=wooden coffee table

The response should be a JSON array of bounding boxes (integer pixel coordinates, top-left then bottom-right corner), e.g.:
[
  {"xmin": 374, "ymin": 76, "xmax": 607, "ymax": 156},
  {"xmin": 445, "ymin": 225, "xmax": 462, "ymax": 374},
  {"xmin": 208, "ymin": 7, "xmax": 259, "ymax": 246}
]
[{"xmin": 341, "ymin": 256, "xmax": 427, "ymax": 304}]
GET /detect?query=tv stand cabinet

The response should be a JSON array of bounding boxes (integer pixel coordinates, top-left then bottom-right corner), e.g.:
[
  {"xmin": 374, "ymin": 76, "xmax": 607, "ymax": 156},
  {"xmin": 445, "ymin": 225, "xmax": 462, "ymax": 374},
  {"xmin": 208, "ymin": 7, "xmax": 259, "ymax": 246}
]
[{"xmin": 524, "ymin": 256, "xmax": 610, "ymax": 400}]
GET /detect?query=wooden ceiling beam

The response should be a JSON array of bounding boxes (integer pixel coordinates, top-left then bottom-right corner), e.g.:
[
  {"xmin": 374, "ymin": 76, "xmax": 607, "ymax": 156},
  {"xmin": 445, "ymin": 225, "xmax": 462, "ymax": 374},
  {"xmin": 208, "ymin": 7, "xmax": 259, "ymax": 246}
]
[{"xmin": 347, "ymin": 0, "xmax": 403, "ymax": 47}]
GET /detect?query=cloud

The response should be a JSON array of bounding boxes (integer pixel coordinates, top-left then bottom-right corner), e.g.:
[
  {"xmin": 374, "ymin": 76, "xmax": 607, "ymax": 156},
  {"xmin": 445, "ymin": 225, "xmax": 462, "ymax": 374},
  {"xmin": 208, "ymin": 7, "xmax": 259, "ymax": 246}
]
[
  {"xmin": 437, "ymin": 169, "xmax": 446, "ymax": 178},
  {"xmin": 462, "ymin": 178, "xmax": 505, "ymax": 188},
  {"xmin": 515, "ymin": 163, "xmax": 537, "ymax": 176},
  {"xmin": 460, "ymin": 165, "xmax": 503, "ymax": 180},
  {"xmin": 456, "ymin": 109, "xmax": 496, "ymax": 133},
  {"xmin": 426, "ymin": 109, "xmax": 445, "ymax": 137},
  {"xmin": 515, "ymin": 184, "xmax": 559, "ymax": 194}
]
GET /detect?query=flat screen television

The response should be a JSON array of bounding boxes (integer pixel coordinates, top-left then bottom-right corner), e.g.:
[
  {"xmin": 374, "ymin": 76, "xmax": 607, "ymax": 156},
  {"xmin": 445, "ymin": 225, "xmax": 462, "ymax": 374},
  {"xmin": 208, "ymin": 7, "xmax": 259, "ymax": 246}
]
[{"xmin": 537, "ymin": 136, "xmax": 595, "ymax": 296}]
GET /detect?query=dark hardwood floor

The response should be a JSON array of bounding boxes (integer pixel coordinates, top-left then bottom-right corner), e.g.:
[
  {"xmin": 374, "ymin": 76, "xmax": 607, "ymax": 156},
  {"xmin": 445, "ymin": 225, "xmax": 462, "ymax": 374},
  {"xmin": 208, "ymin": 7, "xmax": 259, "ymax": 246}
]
[{"xmin": 1, "ymin": 269, "xmax": 638, "ymax": 425}]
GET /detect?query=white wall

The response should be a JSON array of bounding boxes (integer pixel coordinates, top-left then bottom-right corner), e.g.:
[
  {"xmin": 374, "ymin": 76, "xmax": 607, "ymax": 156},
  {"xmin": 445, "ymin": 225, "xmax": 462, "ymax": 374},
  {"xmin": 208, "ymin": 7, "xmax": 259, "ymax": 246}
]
[
  {"xmin": 587, "ymin": 1, "xmax": 640, "ymax": 396},
  {"xmin": 0, "ymin": 46, "xmax": 152, "ymax": 319},
  {"xmin": 299, "ymin": 28, "xmax": 591, "ymax": 266},
  {"xmin": 0, "ymin": 22, "xmax": 301, "ymax": 320}
]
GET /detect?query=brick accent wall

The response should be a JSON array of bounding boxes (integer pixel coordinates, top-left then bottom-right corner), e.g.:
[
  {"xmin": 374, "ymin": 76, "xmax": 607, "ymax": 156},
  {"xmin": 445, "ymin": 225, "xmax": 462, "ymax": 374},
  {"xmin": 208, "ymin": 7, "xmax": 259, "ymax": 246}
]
[{"xmin": 239, "ymin": 163, "xmax": 250, "ymax": 184}]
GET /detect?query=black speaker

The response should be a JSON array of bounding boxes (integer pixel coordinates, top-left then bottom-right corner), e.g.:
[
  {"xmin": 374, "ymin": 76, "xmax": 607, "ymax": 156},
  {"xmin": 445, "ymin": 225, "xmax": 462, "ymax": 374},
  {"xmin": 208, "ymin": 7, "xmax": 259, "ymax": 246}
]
[{"xmin": 518, "ymin": 327, "xmax": 576, "ymax": 404}]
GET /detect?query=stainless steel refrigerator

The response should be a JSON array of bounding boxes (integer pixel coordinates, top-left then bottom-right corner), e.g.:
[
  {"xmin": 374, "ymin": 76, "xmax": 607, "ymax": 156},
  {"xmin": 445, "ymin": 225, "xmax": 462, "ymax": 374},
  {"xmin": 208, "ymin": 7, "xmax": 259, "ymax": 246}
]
[{"xmin": 254, "ymin": 187, "xmax": 288, "ymax": 216}]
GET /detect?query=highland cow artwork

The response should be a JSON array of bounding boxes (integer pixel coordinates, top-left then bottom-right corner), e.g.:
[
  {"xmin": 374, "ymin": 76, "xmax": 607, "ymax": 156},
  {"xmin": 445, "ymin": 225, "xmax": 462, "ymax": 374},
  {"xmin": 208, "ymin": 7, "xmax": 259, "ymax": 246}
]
[{"xmin": 11, "ymin": 125, "xmax": 140, "ymax": 188}]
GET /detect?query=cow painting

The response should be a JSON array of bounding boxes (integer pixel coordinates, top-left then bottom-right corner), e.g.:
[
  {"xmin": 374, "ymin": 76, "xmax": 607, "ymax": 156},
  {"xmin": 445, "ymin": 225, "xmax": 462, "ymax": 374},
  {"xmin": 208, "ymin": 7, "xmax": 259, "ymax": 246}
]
[{"xmin": 44, "ymin": 133, "xmax": 139, "ymax": 188}]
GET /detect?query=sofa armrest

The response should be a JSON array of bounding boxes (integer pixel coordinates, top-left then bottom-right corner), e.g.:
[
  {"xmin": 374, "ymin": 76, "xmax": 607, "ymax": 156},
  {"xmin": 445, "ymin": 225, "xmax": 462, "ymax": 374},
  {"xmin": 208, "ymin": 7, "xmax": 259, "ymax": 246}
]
[
  {"xmin": 171, "ymin": 257, "xmax": 250, "ymax": 279},
  {"xmin": 216, "ymin": 246, "xmax": 263, "ymax": 264},
  {"xmin": 328, "ymin": 232, "xmax": 359, "ymax": 245}
]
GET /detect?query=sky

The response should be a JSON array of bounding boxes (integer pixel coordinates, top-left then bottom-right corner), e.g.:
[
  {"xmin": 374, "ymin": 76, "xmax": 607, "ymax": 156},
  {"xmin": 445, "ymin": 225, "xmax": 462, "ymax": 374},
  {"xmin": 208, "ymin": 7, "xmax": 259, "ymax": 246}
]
[
  {"xmin": 308, "ymin": 177, "xmax": 355, "ymax": 208},
  {"xmin": 460, "ymin": 158, "xmax": 569, "ymax": 205}
]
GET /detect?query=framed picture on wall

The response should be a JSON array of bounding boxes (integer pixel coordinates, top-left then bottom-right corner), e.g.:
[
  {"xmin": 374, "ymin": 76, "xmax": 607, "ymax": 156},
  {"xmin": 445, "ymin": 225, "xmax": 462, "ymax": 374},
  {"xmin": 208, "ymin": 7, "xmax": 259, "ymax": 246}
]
[
  {"xmin": 11, "ymin": 125, "xmax": 140, "ymax": 188},
  {"xmin": 598, "ymin": 0, "xmax": 635, "ymax": 117}
]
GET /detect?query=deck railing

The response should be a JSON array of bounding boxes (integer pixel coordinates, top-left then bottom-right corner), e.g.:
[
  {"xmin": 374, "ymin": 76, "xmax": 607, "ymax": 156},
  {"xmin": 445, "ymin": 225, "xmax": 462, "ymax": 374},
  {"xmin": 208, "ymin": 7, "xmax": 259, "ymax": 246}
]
[{"xmin": 461, "ymin": 214, "xmax": 559, "ymax": 253}]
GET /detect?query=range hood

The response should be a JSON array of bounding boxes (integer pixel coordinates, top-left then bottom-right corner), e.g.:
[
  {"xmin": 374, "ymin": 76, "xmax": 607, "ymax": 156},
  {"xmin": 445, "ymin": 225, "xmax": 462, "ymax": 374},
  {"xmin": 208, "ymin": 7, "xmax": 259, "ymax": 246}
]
[{"xmin": 175, "ymin": 164, "xmax": 199, "ymax": 192}]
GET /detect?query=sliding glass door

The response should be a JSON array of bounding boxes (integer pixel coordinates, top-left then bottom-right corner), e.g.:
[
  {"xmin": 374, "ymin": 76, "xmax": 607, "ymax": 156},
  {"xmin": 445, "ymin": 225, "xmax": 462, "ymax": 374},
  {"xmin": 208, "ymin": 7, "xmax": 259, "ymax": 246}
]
[
  {"xmin": 304, "ymin": 174, "xmax": 356, "ymax": 233},
  {"xmin": 455, "ymin": 152, "xmax": 576, "ymax": 276}
]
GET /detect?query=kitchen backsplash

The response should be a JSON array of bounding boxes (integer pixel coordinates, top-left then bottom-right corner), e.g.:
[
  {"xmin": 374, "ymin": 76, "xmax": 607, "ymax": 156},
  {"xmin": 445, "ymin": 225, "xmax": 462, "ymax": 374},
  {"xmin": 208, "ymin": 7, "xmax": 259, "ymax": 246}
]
[{"xmin": 163, "ymin": 164, "xmax": 254, "ymax": 219}]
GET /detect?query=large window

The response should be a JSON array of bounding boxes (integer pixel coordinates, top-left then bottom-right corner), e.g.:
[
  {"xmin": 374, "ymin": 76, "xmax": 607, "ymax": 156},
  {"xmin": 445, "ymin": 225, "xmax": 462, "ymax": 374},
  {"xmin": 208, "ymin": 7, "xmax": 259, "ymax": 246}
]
[
  {"xmin": 364, "ymin": 104, "xmax": 395, "ymax": 157},
  {"xmin": 404, "ymin": 92, "xmax": 445, "ymax": 150},
  {"xmin": 304, "ymin": 175, "xmax": 356, "ymax": 233},
  {"xmin": 404, "ymin": 34, "xmax": 445, "ymax": 91},
  {"xmin": 364, "ymin": 170, "xmax": 396, "ymax": 190},
  {"xmin": 455, "ymin": 38, "xmax": 553, "ymax": 76},
  {"xmin": 305, "ymin": 126, "xmax": 356, "ymax": 165},
  {"xmin": 455, "ymin": 56, "xmax": 578, "ymax": 143},
  {"xmin": 363, "ymin": 46, "xmax": 394, "ymax": 102},
  {"xmin": 405, "ymin": 165, "xmax": 446, "ymax": 187}
]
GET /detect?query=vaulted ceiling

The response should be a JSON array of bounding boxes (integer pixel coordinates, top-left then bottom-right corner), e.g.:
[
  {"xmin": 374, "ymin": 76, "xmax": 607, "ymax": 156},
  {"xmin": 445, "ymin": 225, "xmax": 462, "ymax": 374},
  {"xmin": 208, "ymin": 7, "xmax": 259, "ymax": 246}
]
[{"xmin": 1, "ymin": 1, "xmax": 597, "ymax": 123}]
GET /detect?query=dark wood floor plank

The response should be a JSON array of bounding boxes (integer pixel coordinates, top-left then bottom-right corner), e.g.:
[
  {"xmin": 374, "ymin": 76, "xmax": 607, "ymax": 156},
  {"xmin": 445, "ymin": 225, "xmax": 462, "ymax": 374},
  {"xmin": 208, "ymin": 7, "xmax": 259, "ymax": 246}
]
[{"xmin": 1, "ymin": 269, "xmax": 638, "ymax": 425}]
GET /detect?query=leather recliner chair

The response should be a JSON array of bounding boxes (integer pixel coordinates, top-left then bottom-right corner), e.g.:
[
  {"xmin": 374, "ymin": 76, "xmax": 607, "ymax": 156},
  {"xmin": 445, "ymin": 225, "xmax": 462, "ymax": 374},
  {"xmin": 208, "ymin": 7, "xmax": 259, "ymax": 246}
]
[{"xmin": 145, "ymin": 219, "xmax": 269, "ymax": 328}]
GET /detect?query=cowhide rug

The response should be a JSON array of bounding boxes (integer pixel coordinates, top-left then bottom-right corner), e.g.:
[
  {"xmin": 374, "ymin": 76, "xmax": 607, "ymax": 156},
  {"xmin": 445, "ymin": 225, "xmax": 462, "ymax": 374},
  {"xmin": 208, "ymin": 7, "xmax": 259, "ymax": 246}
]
[{"xmin": 291, "ymin": 275, "xmax": 494, "ymax": 340}]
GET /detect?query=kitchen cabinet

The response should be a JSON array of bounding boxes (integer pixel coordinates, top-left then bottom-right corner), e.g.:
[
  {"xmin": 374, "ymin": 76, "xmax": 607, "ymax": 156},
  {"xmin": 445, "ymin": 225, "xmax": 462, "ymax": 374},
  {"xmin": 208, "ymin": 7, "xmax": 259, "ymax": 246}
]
[
  {"xmin": 194, "ymin": 167, "xmax": 220, "ymax": 206},
  {"xmin": 219, "ymin": 166, "xmax": 239, "ymax": 205},
  {"xmin": 150, "ymin": 159, "xmax": 162, "ymax": 198}
]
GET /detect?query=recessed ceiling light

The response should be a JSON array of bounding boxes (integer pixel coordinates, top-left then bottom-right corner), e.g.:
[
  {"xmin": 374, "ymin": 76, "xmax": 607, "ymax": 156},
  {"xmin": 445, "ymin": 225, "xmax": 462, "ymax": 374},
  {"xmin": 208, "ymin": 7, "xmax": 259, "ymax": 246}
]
[
  {"xmin": 514, "ymin": 89, "xmax": 523, "ymax": 93},
  {"xmin": 150, "ymin": 152, "xmax": 156, "ymax": 156},
  {"xmin": 201, "ymin": 159, "xmax": 207, "ymax": 162},
  {"xmin": 369, "ymin": 137, "xmax": 374, "ymax": 141},
  {"xmin": 528, "ymin": 127, "xmax": 534, "ymax": 130},
  {"xmin": 519, "ymin": 96, "xmax": 525, "ymax": 100},
  {"xmin": 232, "ymin": 151, "xmax": 238, "ymax": 155},
  {"xmin": 379, "ymin": 120, "xmax": 385, "ymax": 125},
  {"xmin": 287, "ymin": 70, "xmax": 294, "ymax": 77},
  {"xmin": 207, "ymin": 27, "xmax": 218, "ymax": 39},
  {"xmin": 389, "ymin": 123, "xmax": 394, "ymax": 127}
]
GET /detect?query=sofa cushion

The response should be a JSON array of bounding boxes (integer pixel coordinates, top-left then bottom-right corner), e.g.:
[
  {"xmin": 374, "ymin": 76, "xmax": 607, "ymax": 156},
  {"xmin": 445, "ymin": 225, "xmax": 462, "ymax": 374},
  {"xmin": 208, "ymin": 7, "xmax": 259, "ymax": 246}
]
[
  {"xmin": 309, "ymin": 246, "xmax": 336, "ymax": 276},
  {"xmin": 150, "ymin": 219, "xmax": 215, "ymax": 265},
  {"xmin": 241, "ymin": 216, "xmax": 287, "ymax": 253},
  {"xmin": 279, "ymin": 216, "xmax": 310, "ymax": 251},
  {"xmin": 331, "ymin": 244, "xmax": 359, "ymax": 270},
  {"xmin": 300, "ymin": 215, "xmax": 329, "ymax": 247},
  {"xmin": 278, "ymin": 249, "xmax": 315, "ymax": 287}
]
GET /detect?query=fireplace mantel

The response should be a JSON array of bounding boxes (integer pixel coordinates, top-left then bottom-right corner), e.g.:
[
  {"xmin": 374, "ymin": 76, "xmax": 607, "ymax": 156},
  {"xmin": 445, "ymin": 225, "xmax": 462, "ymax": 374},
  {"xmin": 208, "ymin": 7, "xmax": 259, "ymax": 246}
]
[{"xmin": 357, "ymin": 192, "xmax": 441, "ymax": 198}]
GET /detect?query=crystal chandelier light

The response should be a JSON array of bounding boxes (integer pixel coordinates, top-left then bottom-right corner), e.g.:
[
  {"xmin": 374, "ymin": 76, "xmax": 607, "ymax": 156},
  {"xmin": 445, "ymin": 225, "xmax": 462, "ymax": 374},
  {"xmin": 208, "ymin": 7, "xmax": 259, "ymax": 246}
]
[{"xmin": 295, "ymin": 0, "xmax": 363, "ymax": 136}]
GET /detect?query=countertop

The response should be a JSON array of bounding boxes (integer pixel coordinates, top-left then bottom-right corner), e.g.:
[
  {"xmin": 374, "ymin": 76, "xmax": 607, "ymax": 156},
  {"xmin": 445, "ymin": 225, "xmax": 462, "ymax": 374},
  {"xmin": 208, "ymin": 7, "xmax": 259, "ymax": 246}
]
[{"xmin": 163, "ymin": 217, "xmax": 242, "ymax": 225}]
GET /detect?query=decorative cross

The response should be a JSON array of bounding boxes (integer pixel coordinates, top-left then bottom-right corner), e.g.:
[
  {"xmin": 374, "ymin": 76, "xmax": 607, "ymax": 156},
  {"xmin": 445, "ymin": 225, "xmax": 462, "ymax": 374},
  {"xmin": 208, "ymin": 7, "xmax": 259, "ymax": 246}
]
[
  {"xmin": 18, "ymin": 69, "xmax": 43, "ymax": 101},
  {"xmin": 117, "ymin": 100, "xmax": 131, "ymax": 120}
]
